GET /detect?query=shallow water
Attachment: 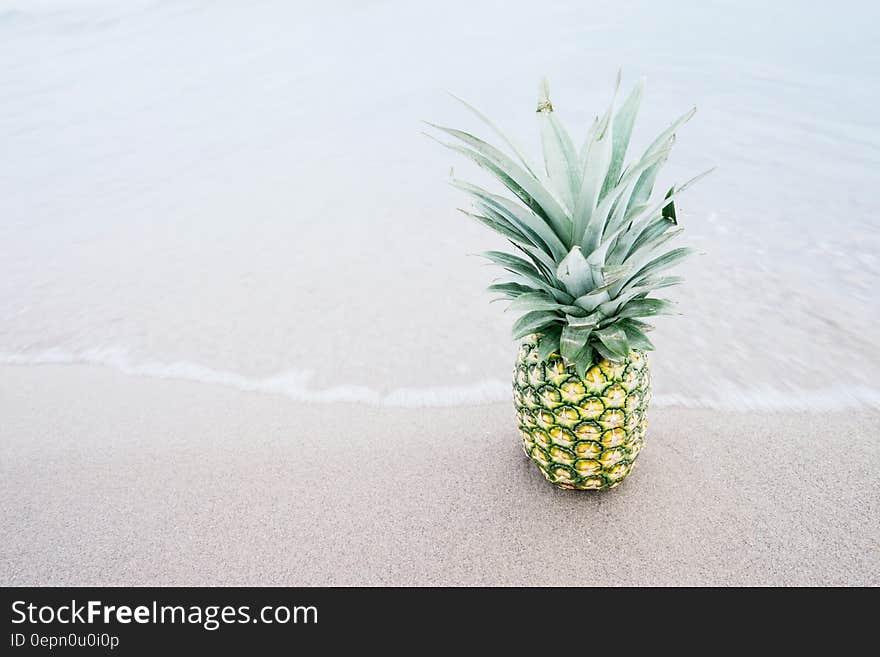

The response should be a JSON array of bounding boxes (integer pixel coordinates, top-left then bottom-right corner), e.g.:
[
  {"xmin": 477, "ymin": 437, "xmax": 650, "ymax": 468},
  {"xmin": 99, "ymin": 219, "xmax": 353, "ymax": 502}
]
[{"xmin": 1, "ymin": 0, "xmax": 879, "ymax": 408}]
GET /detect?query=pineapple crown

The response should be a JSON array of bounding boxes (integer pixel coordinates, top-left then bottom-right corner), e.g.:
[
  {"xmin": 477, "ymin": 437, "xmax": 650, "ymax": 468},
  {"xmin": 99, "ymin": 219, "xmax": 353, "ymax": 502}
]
[{"xmin": 428, "ymin": 72, "xmax": 711, "ymax": 377}]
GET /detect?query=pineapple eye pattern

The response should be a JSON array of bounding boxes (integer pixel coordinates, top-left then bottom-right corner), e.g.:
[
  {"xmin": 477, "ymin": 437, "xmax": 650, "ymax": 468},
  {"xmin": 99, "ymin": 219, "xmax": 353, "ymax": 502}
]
[{"xmin": 513, "ymin": 337, "xmax": 651, "ymax": 489}]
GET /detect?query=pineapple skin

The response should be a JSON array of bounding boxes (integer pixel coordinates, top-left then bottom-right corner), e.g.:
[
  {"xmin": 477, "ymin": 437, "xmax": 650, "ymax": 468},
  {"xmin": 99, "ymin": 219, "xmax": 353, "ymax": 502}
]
[{"xmin": 514, "ymin": 334, "xmax": 652, "ymax": 490}]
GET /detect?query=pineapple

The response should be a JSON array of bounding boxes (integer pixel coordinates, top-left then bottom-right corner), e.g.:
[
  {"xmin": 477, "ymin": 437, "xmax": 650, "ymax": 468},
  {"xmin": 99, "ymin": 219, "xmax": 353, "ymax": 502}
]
[
  {"xmin": 514, "ymin": 335, "xmax": 650, "ymax": 489},
  {"xmin": 430, "ymin": 73, "xmax": 709, "ymax": 490}
]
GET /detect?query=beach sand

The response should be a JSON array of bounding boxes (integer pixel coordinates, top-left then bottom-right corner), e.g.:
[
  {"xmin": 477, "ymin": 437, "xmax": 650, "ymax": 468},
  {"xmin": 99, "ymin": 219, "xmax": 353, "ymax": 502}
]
[{"xmin": 2, "ymin": 364, "xmax": 876, "ymax": 586}]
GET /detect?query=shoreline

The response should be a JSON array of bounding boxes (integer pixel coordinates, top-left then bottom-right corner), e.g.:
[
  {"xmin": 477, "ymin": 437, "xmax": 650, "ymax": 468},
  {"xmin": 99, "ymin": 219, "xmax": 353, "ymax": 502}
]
[
  {"xmin": 1, "ymin": 364, "xmax": 877, "ymax": 586},
  {"xmin": 1, "ymin": 352, "xmax": 879, "ymax": 412}
]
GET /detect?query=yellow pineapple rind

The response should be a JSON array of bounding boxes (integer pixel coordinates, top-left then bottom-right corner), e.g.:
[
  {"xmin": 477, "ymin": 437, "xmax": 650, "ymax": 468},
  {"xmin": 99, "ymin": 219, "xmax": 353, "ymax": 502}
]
[{"xmin": 514, "ymin": 334, "xmax": 652, "ymax": 491}]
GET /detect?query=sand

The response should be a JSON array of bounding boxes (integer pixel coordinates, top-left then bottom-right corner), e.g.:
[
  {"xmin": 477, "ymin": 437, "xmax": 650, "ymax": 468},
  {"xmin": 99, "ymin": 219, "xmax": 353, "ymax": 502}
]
[{"xmin": 1, "ymin": 364, "xmax": 876, "ymax": 586}]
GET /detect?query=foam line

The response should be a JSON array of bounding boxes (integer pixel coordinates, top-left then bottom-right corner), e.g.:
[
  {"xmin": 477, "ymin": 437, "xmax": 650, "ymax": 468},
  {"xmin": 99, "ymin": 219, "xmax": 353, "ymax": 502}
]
[{"xmin": 1, "ymin": 348, "xmax": 879, "ymax": 411}]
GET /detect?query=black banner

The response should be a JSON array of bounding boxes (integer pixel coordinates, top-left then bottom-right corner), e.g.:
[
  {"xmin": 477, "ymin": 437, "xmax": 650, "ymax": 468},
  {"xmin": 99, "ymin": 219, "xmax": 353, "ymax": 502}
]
[{"xmin": 0, "ymin": 586, "xmax": 868, "ymax": 653}]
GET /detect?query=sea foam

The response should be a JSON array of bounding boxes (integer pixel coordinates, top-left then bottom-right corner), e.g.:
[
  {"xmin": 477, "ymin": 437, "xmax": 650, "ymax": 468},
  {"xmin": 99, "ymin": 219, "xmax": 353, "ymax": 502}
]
[{"xmin": 1, "ymin": 348, "xmax": 878, "ymax": 411}]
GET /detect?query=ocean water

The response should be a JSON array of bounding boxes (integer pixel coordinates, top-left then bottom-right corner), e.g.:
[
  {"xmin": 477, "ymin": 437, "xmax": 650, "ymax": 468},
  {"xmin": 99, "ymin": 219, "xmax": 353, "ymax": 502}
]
[{"xmin": 1, "ymin": 0, "xmax": 878, "ymax": 409}]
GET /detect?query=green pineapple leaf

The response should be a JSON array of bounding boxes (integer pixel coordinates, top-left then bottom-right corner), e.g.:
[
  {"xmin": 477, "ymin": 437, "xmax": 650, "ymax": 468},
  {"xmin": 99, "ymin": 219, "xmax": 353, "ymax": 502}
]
[
  {"xmin": 594, "ymin": 325, "xmax": 631, "ymax": 359},
  {"xmin": 574, "ymin": 288, "xmax": 611, "ymax": 313},
  {"xmin": 428, "ymin": 124, "xmax": 572, "ymax": 244},
  {"xmin": 560, "ymin": 323, "xmax": 593, "ymax": 363},
  {"xmin": 537, "ymin": 79, "xmax": 580, "ymax": 209},
  {"xmin": 512, "ymin": 311, "xmax": 563, "ymax": 340},
  {"xmin": 662, "ymin": 186, "xmax": 677, "ymax": 223},
  {"xmin": 622, "ymin": 247, "xmax": 695, "ymax": 292},
  {"xmin": 486, "ymin": 281, "xmax": 537, "ymax": 300},
  {"xmin": 448, "ymin": 92, "xmax": 540, "ymax": 179},
  {"xmin": 505, "ymin": 291, "xmax": 564, "ymax": 314},
  {"xmin": 434, "ymin": 72, "xmax": 707, "ymax": 376},
  {"xmin": 616, "ymin": 297, "xmax": 677, "ymax": 320},
  {"xmin": 536, "ymin": 327, "xmax": 563, "ymax": 361},
  {"xmin": 457, "ymin": 208, "xmax": 529, "ymax": 246},
  {"xmin": 555, "ymin": 246, "xmax": 595, "ymax": 298},
  {"xmin": 450, "ymin": 178, "xmax": 567, "ymax": 261},
  {"xmin": 573, "ymin": 347, "xmax": 594, "ymax": 378},
  {"xmin": 619, "ymin": 319, "xmax": 656, "ymax": 350},
  {"xmin": 601, "ymin": 77, "xmax": 645, "ymax": 200}
]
